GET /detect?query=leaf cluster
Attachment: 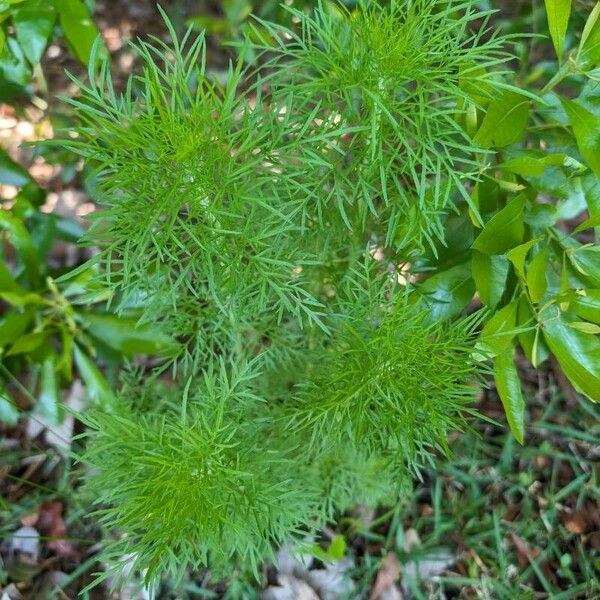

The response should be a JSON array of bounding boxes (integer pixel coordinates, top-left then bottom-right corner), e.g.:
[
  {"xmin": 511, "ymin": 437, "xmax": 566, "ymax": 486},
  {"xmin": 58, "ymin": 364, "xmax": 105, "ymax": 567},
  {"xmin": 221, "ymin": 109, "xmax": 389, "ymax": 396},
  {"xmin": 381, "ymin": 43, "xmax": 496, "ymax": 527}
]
[{"xmin": 0, "ymin": 0, "xmax": 105, "ymax": 92}]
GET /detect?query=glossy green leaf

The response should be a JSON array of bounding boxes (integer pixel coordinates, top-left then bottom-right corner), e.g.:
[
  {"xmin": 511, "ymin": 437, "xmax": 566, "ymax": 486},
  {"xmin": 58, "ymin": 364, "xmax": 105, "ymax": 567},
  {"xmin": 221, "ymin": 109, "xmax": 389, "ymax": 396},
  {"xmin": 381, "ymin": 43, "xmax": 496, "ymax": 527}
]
[
  {"xmin": 494, "ymin": 345, "xmax": 525, "ymax": 444},
  {"xmin": 0, "ymin": 36, "xmax": 31, "ymax": 85},
  {"xmin": 0, "ymin": 147, "xmax": 31, "ymax": 187},
  {"xmin": 524, "ymin": 203, "xmax": 558, "ymax": 229},
  {"xmin": 577, "ymin": 1, "xmax": 600, "ymax": 66},
  {"xmin": 544, "ymin": 0, "xmax": 572, "ymax": 60},
  {"xmin": 500, "ymin": 153, "xmax": 584, "ymax": 177},
  {"xmin": 479, "ymin": 299, "xmax": 520, "ymax": 357},
  {"xmin": 0, "ymin": 386, "xmax": 18, "ymax": 425},
  {"xmin": 472, "ymin": 195, "xmax": 526, "ymax": 255},
  {"xmin": 472, "ymin": 251, "xmax": 509, "ymax": 309},
  {"xmin": 561, "ymin": 98, "xmax": 600, "ymax": 177},
  {"xmin": 0, "ymin": 308, "xmax": 34, "ymax": 347},
  {"xmin": 568, "ymin": 320, "xmax": 600, "ymax": 334},
  {"xmin": 526, "ymin": 246, "xmax": 548, "ymax": 304},
  {"xmin": 580, "ymin": 1, "xmax": 600, "ymax": 48},
  {"xmin": 0, "ymin": 209, "xmax": 40, "ymax": 284},
  {"xmin": 543, "ymin": 312, "xmax": 600, "ymax": 401},
  {"xmin": 555, "ymin": 176, "xmax": 588, "ymax": 220},
  {"xmin": 473, "ymin": 91, "xmax": 530, "ymax": 148},
  {"xmin": 471, "ymin": 178, "xmax": 503, "ymax": 214},
  {"xmin": 13, "ymin": 3, "xmax": 56, "ymax": 64},
  {"xmin": 507, "ymin": 238, "xmax": 542, "ymax": 281},
  {"xmin": 6, "ymin": 331, "xmax": 47, "ymax": 356},
  {"xmin": 571, "ymin": 247, "xmax": 600, "ymax": 287},
  {"xmin": 415, "ymin": 262, "xmax": 475, "ymax": 322},
  {"xmin": 0, "ymin": 1, "xmax": 44, "ymax": 15},
  {"xmin": 73, "ymin": 344, "xmax": 112, "ymax": 405},
  {"xmin": 39, "ymin": 356, "xmax": 62, "ymax": 424},
  {"xmin": 582, "ymin": 172, "xmax": 600, "ymax": 219},
  {"xmin": 571, "ymin": 289, "xmax": 600, "ymax": 324},
  {"xmin": 0, "ymin": 291, "xmax": 45, "ymax": 307},
  {"xmin": 0, "ymin": 259, "xmax": 20, "ymax": 292},
  {"xmin": 82, "ymin": 312, "xmax": 177, "ymax": 357},
  {"xmin": 327, "ymin": 535, "xmax": 346, "ymax": 560},
  {"xmin": 57, "ymin": 0, "xmax": 104, "ymax": 65}
]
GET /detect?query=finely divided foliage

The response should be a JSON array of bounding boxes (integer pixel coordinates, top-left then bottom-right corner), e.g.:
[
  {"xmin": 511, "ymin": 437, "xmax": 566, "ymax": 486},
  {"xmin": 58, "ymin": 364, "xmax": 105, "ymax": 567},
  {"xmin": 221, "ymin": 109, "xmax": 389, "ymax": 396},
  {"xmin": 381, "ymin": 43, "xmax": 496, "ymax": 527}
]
[
  {"xmin": 250, "ymin": 0, "xmax": 512, "ymax": 246},
  {"xmin": 65, "ymin": 0, "xmax": 514, "ymax": 588}
]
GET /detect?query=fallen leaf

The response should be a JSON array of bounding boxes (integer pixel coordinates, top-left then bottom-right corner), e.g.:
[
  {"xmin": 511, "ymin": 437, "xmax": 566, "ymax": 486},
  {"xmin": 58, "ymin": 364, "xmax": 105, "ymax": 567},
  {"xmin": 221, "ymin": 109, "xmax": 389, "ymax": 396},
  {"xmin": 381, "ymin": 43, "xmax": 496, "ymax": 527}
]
[
  {"xmin": 400, "ymin": 551, "xmax": 455, "ymax": 594},
  {"xmin": 276, "ymin": 542, "xmax": 313, "ymax": 577},
  {"xmin": 379, "ymin": 585, "xmax": 403, "ymax": 600},
  {"xmin": 35, "ymin": 501, "xmax": 79, "ymax": 560},
  {"xmin": 100, "ymin": 553, "xmax": 153, "ymax": 600},
  {"xmin": 35, "ymin": 501, "xmax": 64, "ymax": 537},
  {"xmin": 306, "ymin": 558, "xmax": 354, "ymax": 600},
  {"xmin": 262, "ymin": 575, "xmax": 319, "ymax": 600},
  {"xmin": 503, "ymin": 503, "xmax": 522, "ymax": 522},
  {"xmin": 509, "ymin": 532, "xmax": 540, "ymax": 567},
  {"xmin": 1, "ymin": 583, "xmax": 23, "ymax": 600},
  {"xmin": 370, "ymin": 553, "xmax": 401, "ymax": 600},
  {"xmin": 563, "ymin": 510, "xmax": 587, "ymax": 535},
  {"xmin": 9, "ymin": 526, "xmax": 39, "ymax": 561},
  {"xmin": 402, "ymin": 528, "xmax": 421, "ymax": 553}
]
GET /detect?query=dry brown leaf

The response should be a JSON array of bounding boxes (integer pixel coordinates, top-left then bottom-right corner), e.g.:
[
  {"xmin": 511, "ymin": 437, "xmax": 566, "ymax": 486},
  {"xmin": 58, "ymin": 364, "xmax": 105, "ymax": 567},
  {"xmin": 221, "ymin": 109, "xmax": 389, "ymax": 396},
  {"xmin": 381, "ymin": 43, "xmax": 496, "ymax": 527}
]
[
  {"xmin": 369, "ymin": 553, "xmax": 401, "ymax": 600},
  {"xmin": 509, "ymin": 532, "xmax": 540, "ymax": 567},
  {"xmin": 503, "ymin": 503, "xmax": 522, "ymax": 522},
  {"xmin": 563, "ymin": 510, "xmax": 587, "ymax": 535},
  {"xmin": 35, "ymin": 501, "xmax": 79, "ymax": 560}
]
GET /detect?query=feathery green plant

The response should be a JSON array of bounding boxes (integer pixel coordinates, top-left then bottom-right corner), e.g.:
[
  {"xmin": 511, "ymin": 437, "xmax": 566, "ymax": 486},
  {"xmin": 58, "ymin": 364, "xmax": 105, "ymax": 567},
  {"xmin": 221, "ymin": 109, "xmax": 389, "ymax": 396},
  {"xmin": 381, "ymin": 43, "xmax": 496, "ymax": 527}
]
[
  {"xmin": 247, "ymin": 0, "xmax": 513, "ymax": 248},
  {"xmin": 61, "ymin": 0, "xmax": 521, "ymax": 589}
]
